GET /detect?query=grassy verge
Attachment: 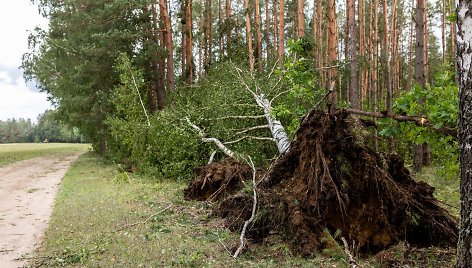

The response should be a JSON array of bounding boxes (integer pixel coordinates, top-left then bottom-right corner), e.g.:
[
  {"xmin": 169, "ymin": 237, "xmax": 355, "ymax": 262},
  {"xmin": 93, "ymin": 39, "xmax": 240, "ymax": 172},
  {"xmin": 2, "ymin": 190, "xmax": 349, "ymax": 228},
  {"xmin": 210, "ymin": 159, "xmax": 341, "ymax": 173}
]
[
  {"xmin": 29, "ymin": 153, "xmax": 458, "ymax": 267},
  {"xmin": 0, "ymin": 143, "xmax": 90, "ymax": 166}
]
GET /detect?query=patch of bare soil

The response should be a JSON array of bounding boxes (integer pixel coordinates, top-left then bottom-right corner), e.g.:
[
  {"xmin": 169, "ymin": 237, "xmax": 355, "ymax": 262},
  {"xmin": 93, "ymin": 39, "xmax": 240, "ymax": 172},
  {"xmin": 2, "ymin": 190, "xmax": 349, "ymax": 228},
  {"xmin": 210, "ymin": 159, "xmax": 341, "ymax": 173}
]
[
  {"xmin": 185, "ymin": 109, "xmax": 458, "ymax": 257},
  {"xmin": 0, "ymin": 153, "xmax": 82, "ymax": 268}
]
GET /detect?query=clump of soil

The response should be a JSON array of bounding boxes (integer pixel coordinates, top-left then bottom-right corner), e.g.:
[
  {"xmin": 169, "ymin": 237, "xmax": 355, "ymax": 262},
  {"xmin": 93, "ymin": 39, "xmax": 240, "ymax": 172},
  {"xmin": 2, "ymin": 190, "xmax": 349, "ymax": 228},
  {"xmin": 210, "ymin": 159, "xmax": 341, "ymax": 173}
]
[
  {"xmin": 184, "ymin": 159, "xmax": 254, "ymax": 202},
  {"xmin": 184, "ymin": 109, "xmax": 458, "ymax": 256}
]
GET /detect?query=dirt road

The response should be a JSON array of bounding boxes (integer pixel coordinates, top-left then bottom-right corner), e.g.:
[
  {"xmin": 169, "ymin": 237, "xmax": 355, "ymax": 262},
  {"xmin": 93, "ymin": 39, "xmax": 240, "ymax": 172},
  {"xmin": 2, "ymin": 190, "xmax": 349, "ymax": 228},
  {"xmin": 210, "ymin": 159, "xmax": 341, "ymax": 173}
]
[{"xmin": 0, "ymin": 153, "xmax": 82, "ymax": 268}]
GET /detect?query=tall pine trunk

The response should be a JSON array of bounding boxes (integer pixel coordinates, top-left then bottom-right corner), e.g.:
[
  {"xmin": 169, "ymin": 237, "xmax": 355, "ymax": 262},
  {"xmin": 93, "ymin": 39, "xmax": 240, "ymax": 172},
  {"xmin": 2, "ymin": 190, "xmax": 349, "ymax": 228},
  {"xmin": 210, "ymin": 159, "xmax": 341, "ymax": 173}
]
[
  {"xmin": 327, "ymin": 0, "xmax": 337, "ymax": 103},
  {"xmin": 297, "ymin": 0, "xmax": 304, "ymax": 38},
  {"xmin": 244, "ymin": 0, "xmax": 255, "ymax": 71},
  {"xmin": 348, "ymin": 0, "xmax": 358, "ymax": 108},
  {"xmin": 414, "ymin": 0, "xmax": 426, "ymax": 172},
  {"xmin": 277, "ymin": 0, "xmax": 285, "ymax": 66},
  {"xmin": 255, "ymin": 0, "xmax": 263, "ymax": 71}
]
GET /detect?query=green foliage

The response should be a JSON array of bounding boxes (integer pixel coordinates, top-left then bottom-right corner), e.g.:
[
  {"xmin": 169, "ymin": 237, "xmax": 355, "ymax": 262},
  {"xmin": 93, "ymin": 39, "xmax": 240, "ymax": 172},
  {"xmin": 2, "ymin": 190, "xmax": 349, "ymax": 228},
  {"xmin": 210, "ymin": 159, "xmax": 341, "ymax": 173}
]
[
  {"xmin": 380, "ymin": 69, "xmax": 458, "ymax": 178},
  {"xmin": 107, "ymin": 59, "xmax": 281, "ymax": 180},
  {"xmin": 22, "ymin": 0, "xmax": 160, "ymax": 152},
  {"xmin": 272, "ymin": 39, "xmax": 323, "ymax": 135}
]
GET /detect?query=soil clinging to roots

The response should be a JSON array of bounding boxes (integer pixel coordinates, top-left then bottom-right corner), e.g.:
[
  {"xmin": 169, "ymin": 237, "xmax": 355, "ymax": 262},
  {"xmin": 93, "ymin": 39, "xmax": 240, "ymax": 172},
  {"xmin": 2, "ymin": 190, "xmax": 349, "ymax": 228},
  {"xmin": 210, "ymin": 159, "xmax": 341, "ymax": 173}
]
[{"xmin": 184, "ymin": 109, "xmax": 458, "ymax": 256}]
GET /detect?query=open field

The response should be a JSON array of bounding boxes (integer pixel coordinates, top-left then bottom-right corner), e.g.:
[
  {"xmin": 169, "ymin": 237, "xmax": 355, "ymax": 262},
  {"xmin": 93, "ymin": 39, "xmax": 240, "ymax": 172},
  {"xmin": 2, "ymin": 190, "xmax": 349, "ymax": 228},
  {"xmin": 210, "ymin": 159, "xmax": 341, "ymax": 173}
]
[
  {"xmin": 27, "ymin": 153, "xmax": 459, "ymax": 267},
  {"xmin": 0, "ymin": 143, "xmax": 90, "ymax": 167}
]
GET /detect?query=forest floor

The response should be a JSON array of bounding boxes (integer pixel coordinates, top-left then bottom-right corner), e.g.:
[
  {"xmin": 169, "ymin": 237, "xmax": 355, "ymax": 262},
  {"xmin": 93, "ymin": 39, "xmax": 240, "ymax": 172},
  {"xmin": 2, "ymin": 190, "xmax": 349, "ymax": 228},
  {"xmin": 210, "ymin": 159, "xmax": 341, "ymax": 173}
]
[
  {"xmin": 26, "ymin": 152, "xmax": 458, "ymax": 267},
  {"xmin": 0, "ymin": 146, "xmax": 86, "ymax": 268}
]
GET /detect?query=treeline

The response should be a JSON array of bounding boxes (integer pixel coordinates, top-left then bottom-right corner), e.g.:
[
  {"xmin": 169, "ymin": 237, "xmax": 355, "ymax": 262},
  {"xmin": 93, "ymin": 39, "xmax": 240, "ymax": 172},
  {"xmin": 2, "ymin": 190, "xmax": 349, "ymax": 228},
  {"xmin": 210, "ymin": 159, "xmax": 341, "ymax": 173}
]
[
  {"xmin": 0, "ymin": 110, "xmax": 87, "ymax": 144},
  {"xmin": 23, "ymin": 0, "xmax": 457, "ymax": 177}
]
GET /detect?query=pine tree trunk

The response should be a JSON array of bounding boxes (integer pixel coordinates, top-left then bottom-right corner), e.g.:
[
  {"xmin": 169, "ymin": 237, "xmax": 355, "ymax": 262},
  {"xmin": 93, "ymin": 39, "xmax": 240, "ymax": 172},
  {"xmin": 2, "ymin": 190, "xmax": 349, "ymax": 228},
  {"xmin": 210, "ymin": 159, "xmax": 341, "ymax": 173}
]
[
  {"xmin": 442, "ymin": 0, "xmax": 446, "ymax": 63},
  {"xmin": 186, "ymin": 0, "xmax": 194, "ymax": 83},
  {"xmin": 181, "ymin": 0, "xmax": 187, "ymax": 80},
  {"xmin": 457, "ymin": 1, "xmax": 472, "ymax": 266},
  {"xmin": 372, "ymin": 0, "xmax": 379, "ymax": 150},
  {"xmin": 265, "ymin": 0, "xmax": 271, "ymax": 59},
  {"xmin": 348, "ymin": 0, "xmax": 358, "ymax": 108},
  {"xmin": 273, "ymin": 0, "xmax": 278, "ymax": 56},
  {"xmin": 297, "ymin": 0, "xmax": 304, "ymax": 38},
  {"xmin": 208, "ymin": 0, "xmax": 213, "ymax": 67},
  {"xmin": 160, "ymin": 0, "xmax": 174, "ymax": 91},
  {"xmin": 277, "ymin": 0, "xmax": 285, "ymax": 66},
  {"xmin": 219, "ymin": 0, "xmax": 223, "ymax": 59},
  {"xmin": 414, "ymin": 0, "xmax": 426, "ymax": 172},
  {"xmin": 327, "ymin": 0, "xmax": 337, "ymax": 104},
  {"xmin": 225, "ymin": 0, "xmax": 231, "ymax": 55},
  {"xmin": 244, "ymin": 0, "xmax": 255, "ymax": 71},
  {"xmin": 255, "ymin": 0, "xmax": 263, "ymax": 71}
]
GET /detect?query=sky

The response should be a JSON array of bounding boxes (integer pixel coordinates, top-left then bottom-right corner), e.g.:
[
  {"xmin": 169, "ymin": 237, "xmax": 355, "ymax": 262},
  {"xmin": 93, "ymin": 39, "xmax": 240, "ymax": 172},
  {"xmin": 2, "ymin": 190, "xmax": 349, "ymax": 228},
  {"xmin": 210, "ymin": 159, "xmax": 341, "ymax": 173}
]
[{"xmin": 0, "ymin": 1, "xmax": 50, "ymax": 122}]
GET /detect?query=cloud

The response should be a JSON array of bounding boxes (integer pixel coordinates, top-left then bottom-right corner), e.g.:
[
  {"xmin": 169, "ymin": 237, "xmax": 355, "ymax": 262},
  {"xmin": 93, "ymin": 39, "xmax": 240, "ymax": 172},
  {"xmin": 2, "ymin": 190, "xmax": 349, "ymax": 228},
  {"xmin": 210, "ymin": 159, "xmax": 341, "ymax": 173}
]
[
  {"xmin": 0, "ymin": 1, "xmax": 48, "ymax": 68},
  {"xmin": 0, "ymin": 76, "xmax": 52, "ymax": 122}
]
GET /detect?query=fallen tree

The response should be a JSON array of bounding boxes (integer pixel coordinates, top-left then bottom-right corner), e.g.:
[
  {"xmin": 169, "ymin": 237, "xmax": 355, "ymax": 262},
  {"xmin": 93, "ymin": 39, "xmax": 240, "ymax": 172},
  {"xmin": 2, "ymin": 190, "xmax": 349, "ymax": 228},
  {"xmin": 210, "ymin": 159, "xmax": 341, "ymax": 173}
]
[{"xmin": 185, "ymin": 108, "xmax": 458, "ymax": 256}]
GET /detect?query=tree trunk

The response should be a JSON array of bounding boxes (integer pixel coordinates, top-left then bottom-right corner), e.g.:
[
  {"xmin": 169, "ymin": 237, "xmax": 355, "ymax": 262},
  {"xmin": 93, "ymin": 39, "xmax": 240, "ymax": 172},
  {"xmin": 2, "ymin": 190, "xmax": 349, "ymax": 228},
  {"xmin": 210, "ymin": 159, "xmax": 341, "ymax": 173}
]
[
  {"xmin": 277, "ymin": 0, "xmax": 285, "ymax": 66},
  {"xmin": 414, "ymin": 0, "xmax": 426, "ymax": 172},
  {"xmin": 273, "ymin": 0, "xmax": 278, "ymax": 58},
  {"xmin": 225, "ymin": 0, "xmax": 231, "ymax": 55},
  {"xmin": 185, "ymin": 0, "xmax": 194, "ymax": 83},
  {"xmin": 372, "ymin": 0, "xmax": 379, "ymax": 150},
  {"xmin": 244, "ymin": 0, "xmax": 255, "ymax": 72},
  {"xmin": 181, "ymin": 0, "xmax": 187, "ymax": 80},
  {"xmin": 297, "ymin": 0, "xmax": 304, "ymax": 38},
  {"xmin": 441, "ymin": 0, "xmax": 446, "ymax": 63},
  {"xmin": 457, "ymin": 1, "xmax": 472, "ymax": 266},
  {"xmin": 151, "ymin": 4, "xmax": 166, "ymax": 110},
  {"xmin": 327, "ymin": 0, "xmax": 337, "ymax": 104},
  {"xmin": 160, "ymin": 0, "xmax": 174, "ymax": 91},
  {"xmin": 348, "ymin": 0, "xmax": 358, "ymax": 108},
  {"xmin": 255, "ymin": 0, "xmax": 263, "ymax": 71},
  {"xmin": 219, "ymin": 0, "xmax": 223, "ymax": 59},
  {"xmin": 208, "ymin": 0, "xmax": 213, "ymax": 66},
  {"xmin": 265, "ymin": 0, "xmax": 271, "ymax": 59}
]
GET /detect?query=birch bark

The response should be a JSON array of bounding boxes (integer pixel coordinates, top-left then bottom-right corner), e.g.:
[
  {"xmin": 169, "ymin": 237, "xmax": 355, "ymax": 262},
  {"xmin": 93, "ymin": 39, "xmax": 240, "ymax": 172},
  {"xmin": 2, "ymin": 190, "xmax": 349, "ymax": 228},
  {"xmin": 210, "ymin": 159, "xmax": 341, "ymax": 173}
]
[{"xmin": 457, "ymin": 1, "xmax": 472, "ymax": 267}]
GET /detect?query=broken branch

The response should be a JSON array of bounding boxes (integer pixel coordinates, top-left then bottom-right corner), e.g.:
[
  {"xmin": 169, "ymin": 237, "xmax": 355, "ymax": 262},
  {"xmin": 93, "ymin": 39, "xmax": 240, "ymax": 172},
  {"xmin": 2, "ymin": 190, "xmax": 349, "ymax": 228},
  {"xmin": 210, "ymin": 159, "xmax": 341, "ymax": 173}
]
[
  {"xmin": 233, "ymin": 157, "xmax": 258, "ymax": 258},
  {"xmin": 223, "ymin": 136, "xmax": 275, "ymax": 145},
  {"xmin": 339, "ymin": 108, "xmax": 457, "ymax": 138},
  {"xmin": 186, "ymin": 117, "xmax": 237, "ymax": 158}
]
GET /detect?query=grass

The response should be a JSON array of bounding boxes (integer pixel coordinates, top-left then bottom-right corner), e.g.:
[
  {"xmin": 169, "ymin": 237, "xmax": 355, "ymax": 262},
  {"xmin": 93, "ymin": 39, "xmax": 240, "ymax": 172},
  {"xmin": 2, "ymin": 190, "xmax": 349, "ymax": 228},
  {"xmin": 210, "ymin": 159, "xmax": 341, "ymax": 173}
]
[
  {"xmin": 28, "ymin": 153, "xmax": 459, "ymax": 267},
  {"xmin": 0, "ymin": 143, "xmax": 90, "ymax": 166}
]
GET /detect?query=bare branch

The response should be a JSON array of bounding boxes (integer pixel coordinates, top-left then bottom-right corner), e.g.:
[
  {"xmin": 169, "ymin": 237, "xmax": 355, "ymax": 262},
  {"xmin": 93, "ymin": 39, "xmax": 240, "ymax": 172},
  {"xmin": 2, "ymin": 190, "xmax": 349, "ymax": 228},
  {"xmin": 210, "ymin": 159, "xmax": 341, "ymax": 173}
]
[
  {"xmin": 338, "ymin": 108, "xmax": 457, "ymax": 138},
  {"xmin": 185, "ymin": 117, "xmax": 237, "ymax": 158},
  {"xmin": 223, "ymin": 136, "xmax": 275, "ymax": 145},
  {"xmin": 207, "ymin": 150, "xmax": 217, "ymax": 164},
  {"xmin": 233, "ymin": 157, "xmax": 257, "ymax": 258},
  {"xmin": 214, "ymin": 115, "xmax": 266, "ymax": 120},
  {"xmin": 341, "ymin": 237, "xmax": 358, "ymax": 268},
  {"xmin": 234, "ymin": 125, "xmax": 270, "ymax": 135}
]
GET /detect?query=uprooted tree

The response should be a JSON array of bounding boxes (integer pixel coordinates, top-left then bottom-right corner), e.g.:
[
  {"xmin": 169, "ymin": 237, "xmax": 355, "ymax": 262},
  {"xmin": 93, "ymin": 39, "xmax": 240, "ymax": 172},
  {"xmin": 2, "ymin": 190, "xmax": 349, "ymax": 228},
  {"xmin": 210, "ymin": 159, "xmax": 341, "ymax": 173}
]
[
  {"xmin": 185, "ymin": 108, "xmax": 458, "ymax": 256},
  {"xmin": 183, "ymin": 64, "xmax": 458, "ymax": 257}
]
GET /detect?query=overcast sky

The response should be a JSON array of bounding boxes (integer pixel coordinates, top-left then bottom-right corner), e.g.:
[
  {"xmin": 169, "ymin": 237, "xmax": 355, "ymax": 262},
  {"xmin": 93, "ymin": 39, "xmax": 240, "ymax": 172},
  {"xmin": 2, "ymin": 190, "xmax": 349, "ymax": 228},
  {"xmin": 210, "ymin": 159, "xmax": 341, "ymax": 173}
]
[{"xmin": 0, "ymin": 1, "xmax": 50, "ymax": 122}]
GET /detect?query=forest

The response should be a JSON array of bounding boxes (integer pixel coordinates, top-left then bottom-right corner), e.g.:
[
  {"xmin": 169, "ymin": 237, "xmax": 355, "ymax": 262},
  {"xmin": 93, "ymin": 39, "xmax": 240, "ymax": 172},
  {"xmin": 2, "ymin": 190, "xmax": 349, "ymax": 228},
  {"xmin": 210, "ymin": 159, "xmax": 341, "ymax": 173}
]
[
  {"xmin": 22, "ymin": 0, "xmax": 472, "ymax": 266},
  {"xmin": 0, "ymin": 110, "xmax": 86, "ymax": 143}
]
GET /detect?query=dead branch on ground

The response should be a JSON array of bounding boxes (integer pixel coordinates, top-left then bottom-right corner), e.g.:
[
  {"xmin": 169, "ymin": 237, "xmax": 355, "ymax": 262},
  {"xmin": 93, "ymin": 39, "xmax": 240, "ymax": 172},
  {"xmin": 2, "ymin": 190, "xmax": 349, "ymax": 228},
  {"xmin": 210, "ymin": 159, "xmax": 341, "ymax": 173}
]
[{"xmin": 233, "ymin": 157, "xmax": 258, "ymax": 258}]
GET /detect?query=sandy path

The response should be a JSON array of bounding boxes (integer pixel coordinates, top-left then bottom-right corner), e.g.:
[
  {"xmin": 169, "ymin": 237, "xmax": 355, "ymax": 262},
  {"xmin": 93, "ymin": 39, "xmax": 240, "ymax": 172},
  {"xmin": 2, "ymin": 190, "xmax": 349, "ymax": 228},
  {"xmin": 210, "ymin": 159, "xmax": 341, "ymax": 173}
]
[{"xmin": 0, "ymin": 153, "xmax": 82, "ymax": 268}]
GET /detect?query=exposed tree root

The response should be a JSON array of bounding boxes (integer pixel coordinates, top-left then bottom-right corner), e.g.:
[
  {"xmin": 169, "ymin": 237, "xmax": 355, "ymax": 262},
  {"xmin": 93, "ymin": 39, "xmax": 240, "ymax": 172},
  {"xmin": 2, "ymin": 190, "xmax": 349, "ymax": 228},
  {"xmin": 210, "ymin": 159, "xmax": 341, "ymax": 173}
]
[{"xmin": 185, "ymin": 109, "xmax": 458, "ymax": 257}]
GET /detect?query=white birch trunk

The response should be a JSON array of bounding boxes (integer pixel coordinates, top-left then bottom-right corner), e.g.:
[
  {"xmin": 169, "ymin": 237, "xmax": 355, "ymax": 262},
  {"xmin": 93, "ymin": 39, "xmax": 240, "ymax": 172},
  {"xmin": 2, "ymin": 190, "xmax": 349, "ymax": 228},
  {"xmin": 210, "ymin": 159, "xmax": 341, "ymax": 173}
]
[
  {"xmin": 254, "ymin": 94, "xmax": 290, "ymax": 154},
  {"xmin": 457, "ymin": 1, "xmax": 472, "ymax": 267}
]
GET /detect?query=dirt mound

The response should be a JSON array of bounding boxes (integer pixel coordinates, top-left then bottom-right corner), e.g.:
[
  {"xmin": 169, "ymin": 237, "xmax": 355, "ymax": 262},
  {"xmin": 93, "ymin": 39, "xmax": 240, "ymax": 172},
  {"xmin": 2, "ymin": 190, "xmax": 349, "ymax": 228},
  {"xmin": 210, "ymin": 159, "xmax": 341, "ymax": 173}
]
[
  {"xmin": 185, "ymin": 109, "xmax": 458, "ymax": 256},
  {"xmin": 184, "ymin": 159, "xmax": 254, "ymax": 202}
]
